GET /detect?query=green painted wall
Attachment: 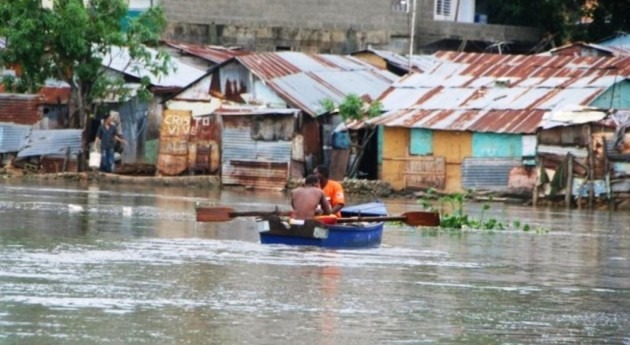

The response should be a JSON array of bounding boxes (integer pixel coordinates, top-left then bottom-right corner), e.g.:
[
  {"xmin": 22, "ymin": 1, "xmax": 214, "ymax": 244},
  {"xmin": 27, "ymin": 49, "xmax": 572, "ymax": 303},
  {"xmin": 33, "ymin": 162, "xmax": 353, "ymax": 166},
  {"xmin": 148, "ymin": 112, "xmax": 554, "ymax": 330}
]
[
  {"xmin": 410, "ymin": 128, "xmax": 433, "ymax": 155},
  {"xmin": 145, "ymin": 139, "xmax": 159, "ymax": 164},
  {"xmin": 472, "ymin": 132, "xmax": 522, "ymax": 158},
  {"xmin": 591, "ymin": 80, "xmax": 630, "ymax": 109}
]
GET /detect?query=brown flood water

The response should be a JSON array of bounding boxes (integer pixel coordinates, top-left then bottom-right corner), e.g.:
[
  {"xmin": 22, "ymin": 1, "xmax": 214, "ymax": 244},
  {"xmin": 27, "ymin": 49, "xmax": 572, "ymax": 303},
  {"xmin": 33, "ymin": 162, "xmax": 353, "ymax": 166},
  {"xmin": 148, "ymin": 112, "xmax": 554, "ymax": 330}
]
[{"xmin": 0, "ymin": 180, "xmax": 628, "ymax": 344}]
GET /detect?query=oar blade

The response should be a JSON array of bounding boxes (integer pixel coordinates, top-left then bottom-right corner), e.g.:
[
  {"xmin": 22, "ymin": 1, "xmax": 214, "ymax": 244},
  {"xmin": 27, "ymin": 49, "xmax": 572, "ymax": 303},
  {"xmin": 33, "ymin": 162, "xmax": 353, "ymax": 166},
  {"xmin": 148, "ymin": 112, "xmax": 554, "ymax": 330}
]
[
  {"xmin": 196, "ymin": 207, "xmax": 234, "ymax": 222},
  {"xmin": 403, "ymin": 211, "xmax": 441, "ymax": 226}
]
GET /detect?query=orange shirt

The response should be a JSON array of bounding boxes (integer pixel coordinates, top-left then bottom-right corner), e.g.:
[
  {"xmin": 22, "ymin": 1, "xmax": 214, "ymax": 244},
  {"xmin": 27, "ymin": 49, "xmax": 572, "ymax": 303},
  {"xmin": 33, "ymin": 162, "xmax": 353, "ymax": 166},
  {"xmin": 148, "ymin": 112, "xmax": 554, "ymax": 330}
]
[{"xmin": 322, "ymin": 180, "xmax": 345, "ymax": 217}]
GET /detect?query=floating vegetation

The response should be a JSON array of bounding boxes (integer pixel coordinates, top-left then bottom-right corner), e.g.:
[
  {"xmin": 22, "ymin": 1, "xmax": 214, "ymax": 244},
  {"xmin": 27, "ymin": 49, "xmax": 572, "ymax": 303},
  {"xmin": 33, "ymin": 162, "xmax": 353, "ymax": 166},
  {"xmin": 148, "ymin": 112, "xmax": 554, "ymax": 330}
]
[{"xmin": 418, "ymin": 189, "xmax": 547, "ymax": 233}]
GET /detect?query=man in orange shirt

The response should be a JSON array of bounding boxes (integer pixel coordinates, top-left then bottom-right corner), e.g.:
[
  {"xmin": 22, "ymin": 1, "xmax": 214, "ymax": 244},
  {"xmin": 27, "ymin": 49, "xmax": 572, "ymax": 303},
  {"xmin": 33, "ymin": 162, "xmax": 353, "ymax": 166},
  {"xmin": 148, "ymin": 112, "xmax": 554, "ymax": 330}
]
[{"xmin": 314, "ymin": 164, "xmax": 345, "ymax": 217}]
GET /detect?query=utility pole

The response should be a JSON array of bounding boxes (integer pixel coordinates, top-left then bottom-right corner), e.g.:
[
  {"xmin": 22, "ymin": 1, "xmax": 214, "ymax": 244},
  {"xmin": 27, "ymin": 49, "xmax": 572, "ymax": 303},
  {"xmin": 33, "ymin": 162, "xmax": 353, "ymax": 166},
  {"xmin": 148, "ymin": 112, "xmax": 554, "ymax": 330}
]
[{"xmin": 408, "ymin": 0, "xmax": 417, "ymax": 72}]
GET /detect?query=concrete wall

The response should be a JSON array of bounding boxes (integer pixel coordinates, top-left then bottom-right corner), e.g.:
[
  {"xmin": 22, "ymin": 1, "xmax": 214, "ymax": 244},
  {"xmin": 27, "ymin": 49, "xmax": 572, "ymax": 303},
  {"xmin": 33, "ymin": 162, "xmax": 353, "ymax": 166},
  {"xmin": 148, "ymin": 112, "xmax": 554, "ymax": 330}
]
[{"xmin": 161, "ymin": 0, "xmax": 540, "ymax": 54}]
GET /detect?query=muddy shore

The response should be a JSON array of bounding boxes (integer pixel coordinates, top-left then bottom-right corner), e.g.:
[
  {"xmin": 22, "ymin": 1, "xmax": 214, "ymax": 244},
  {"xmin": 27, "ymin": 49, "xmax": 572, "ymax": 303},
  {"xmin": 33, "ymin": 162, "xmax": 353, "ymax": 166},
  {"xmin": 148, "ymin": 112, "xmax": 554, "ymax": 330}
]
[{"xmin": 1, "ymin": 171, "xmax": 529, "ymax": 203}]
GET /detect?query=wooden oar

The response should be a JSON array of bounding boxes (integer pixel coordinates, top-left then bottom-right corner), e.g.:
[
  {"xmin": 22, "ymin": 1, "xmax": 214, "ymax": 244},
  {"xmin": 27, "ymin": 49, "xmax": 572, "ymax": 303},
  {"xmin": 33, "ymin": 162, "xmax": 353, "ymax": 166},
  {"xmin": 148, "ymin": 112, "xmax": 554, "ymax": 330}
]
[
  {"xmin": 334, "ymin": 211, "xmax": 440, "ymax": 227},
  {"xmin": 196, "ymin": 206, "xmax": 292, "ymax": 222}
]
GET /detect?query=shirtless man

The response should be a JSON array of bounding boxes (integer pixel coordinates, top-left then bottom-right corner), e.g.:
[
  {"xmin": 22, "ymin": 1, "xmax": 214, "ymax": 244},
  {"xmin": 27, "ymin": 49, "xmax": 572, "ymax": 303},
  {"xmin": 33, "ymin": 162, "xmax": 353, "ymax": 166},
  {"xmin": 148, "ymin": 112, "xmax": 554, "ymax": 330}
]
[{"xmin": 291, "ymin": 175, "xmax": 332, "ymax": 220}]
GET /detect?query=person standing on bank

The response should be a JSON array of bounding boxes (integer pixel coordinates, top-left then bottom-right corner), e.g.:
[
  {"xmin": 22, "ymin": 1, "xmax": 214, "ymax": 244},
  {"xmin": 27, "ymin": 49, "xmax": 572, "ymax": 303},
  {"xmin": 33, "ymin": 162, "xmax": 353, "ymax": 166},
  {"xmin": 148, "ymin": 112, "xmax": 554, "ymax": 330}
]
[
  {"xmin": 313, "ymin": 164, "xmax": 345, "ymax": 217},
  {"xmin": 95, "ymin": 112, "xmax": 125, "ymax": 173},
  {"xmin": 291, "ymin": 174, "xmax": 332, "ymax": 220}
]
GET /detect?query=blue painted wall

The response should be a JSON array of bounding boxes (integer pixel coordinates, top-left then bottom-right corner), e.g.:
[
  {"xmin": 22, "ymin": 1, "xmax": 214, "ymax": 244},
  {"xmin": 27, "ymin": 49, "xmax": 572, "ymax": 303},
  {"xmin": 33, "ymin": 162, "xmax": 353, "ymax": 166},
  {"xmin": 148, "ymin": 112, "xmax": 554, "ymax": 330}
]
[
  {"xmin": 410, "ymin": 128, "xmax": 433, "ymax": 155},
  {"xmin": 599, "ymin": 34, "xmax": 630, "ymax": 48},
  {"xmin": 472, "ymin": 132, "xmax": 522, "ymax": 158},
  {"xmin": 590, "ymin": 80, "xmax": 630, "ymax": 109}
]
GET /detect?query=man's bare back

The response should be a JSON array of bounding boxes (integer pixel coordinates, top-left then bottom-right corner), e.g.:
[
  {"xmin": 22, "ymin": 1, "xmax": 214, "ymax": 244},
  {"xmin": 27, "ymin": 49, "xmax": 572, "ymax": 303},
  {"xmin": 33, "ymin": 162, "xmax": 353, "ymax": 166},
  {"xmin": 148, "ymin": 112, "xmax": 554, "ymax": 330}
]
[{"xmin": 291, "ymin": 186, "xmax": 332, "ymax": 220}]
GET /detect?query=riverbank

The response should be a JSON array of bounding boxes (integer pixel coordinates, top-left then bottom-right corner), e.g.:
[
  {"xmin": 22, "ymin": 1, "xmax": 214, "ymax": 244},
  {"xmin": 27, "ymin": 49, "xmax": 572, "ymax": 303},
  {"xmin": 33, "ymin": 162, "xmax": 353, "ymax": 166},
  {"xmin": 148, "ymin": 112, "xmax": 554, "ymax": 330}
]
[
  {"xmin": 2, "ymin": 171, "xmax": 526, "ymax": 201},
  {"xmin": 3, "ymin": 171, "xmax": 630, "ymax": 211}
]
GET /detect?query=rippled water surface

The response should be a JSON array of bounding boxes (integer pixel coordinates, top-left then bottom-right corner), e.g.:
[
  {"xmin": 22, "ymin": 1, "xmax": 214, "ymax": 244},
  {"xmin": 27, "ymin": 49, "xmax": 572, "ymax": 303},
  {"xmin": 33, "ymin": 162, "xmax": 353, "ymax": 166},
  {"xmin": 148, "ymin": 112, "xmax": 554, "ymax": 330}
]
[{"xmin": 0, "ymin": 181, "xmax": 628, "ymax": 344}]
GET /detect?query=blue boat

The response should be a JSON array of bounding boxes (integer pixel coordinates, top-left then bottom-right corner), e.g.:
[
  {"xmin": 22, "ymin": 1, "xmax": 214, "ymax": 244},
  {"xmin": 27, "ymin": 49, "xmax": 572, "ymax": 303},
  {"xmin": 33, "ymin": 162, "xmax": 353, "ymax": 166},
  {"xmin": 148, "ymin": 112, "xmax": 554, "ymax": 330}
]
[
  {"xmin": 259, "ymin": 217, "xmax": 384, "ymax": 249},
  {"xmin": 258, "ymin": 202, "xmax": 387, "ymax": 249}
]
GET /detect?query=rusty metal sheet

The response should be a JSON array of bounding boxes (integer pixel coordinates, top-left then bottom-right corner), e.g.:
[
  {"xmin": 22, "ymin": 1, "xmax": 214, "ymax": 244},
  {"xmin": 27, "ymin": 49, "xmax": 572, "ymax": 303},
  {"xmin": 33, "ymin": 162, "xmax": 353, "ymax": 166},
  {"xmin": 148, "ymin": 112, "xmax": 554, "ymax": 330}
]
[
  {"xmin": 404, "ymin": 156, "xmax": 445, "ymax": 190},
  {"xmin": 508, "ymin": 166, "xmax": 537, "ymax": 192},
  {"xmin": 162, "ymin": 40, "xmax": 250, "ymax": 64},
  {"xmin": 188, "ymin": 115, "xmax": 221, "ymax": 174},
  {"xmin": 157, "ymin": 109, "xmax": 192, "ymax": 176},
  {"xmin": 221, "ymin": 120, "xmax": 293, "ymax": 190},
  {"xmin": 372, "ymin": 52, "xmax": 630, "ymax": 134}
]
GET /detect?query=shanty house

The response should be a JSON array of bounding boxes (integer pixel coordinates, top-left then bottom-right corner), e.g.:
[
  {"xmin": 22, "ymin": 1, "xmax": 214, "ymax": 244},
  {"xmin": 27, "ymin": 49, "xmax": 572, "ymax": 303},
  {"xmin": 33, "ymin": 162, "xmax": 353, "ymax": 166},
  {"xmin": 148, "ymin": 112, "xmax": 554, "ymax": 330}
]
[
  {"xmin": 366, "ymin": 52, "xmax": 630, "ymax": 193},
  {"xmin": 98, "ymin": 45, "xmax": 205, "ymax": 165},
  {"xmin": 164, "ymin": 51, "xmax": 397, "ymax": 184},
  {"xmin": 218, "ymin": 107, "xmax": 300, "ymax": 190}
]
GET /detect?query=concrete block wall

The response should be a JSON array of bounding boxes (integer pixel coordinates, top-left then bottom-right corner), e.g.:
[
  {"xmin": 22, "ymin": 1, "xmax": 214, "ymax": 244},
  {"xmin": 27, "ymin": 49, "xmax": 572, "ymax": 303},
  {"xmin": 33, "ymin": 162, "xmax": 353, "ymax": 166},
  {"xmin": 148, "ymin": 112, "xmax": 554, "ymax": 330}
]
[{"xmin": 161, "ymin": 0, "xmax": 540, "ymax": 54}]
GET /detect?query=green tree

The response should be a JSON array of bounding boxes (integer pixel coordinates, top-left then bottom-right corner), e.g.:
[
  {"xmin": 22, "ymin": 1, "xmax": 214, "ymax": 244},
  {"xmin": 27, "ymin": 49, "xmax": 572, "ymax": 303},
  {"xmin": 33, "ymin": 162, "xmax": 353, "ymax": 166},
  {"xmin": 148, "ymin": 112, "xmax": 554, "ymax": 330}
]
[
  {"xmin": 321, "ymin": 94, "xmax": 382, "ymax": 178},
  {"xmin": 484, "ymin": 0, "xmax": 629, "ymax": 47},
  {"xmin": 0, "ymin": 0, "xmax": 169, "ymax": 130}
]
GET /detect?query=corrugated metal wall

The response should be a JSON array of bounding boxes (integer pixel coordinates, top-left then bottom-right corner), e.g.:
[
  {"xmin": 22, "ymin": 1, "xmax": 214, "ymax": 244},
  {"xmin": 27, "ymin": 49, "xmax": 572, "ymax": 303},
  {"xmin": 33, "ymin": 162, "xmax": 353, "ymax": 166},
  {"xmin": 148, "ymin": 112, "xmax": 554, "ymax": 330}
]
[
  {"xmin": 117, "ymin": 97, "xmax": 150, "ymax": 164},
  {"xmin": 0, "ymin": 124, "xmax": 30, "ymax": 153},
  {"xmin": 472, "ymin": 132, "xmax": 522, "ymax": 158},
  {"xmin": 188, "ymin": 115, "xmax": 221, "ymax": 174},
  {"xmin": 222, "ymin": 122, "xmax": 293, "ymax": 190},
  {"xmin": 462, "ymin": 158, "xmax": 522, "ymax": 190}
]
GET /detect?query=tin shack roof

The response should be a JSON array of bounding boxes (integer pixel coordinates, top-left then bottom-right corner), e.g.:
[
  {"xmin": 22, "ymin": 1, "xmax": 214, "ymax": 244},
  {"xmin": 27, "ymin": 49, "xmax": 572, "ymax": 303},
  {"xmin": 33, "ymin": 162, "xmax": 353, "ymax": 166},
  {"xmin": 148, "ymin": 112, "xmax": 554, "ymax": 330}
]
[
  {"xmin": 101, "ymin": 45, "xmax": 206, "ymax": 89},
  {"xmin": 17, "ymin": 129, "xmax": 82, "ymax": 158},
  {"xmin": 352, "ymin": 48, "xmax": 456, "ymax": 73},
  {"xmin": 213, "ymin": 106, "xmax": 299, "ymax": 116},
  {"xmin": 367, "ymin": 52, "xmax": 630, "ymax": 134},
  {"xmin": 0, "ymin": 123, "xmax": 30, "ymax": 153},
  {"xmin": 162, "ymin": 40, "xmax": 250, "ymax": 64},
  {"xmin": 543, "ymin": 42, "xmax": 630, "ymax": 57},
  {"xmin": 233, "ymin": 52, "xmax": 398, "ymax": 117}
]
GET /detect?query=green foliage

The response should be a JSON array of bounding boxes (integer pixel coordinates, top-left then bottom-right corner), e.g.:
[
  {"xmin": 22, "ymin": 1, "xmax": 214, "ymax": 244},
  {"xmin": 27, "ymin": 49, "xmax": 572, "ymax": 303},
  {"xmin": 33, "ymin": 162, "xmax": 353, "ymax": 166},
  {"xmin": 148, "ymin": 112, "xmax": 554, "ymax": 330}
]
[
  {"xmin": 0, "ymin": 0, "xmax": 171, "ymax": 126},
  {"xmin": 417, "ymin": 191, "xmax": 541, "ymax": 232},
  {"xmin": 485, "ymin": 0, "xmax": 629, "ymax": 45},
  {"xmin": 320, "ymin": 94, "xmax": 383, "ymax": 122}
]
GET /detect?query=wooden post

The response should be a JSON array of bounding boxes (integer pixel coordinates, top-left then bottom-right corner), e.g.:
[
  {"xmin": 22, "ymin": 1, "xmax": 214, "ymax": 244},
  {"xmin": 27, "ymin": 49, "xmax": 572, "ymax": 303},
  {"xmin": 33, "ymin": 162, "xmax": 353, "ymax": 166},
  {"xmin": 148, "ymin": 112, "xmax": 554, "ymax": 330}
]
[
  {"xmin": 62, "ymin": 146, "xmax": 71, "ymax": 172},
  {"xmin": 565, "ymin": 153, "xmax": 573, "ymax": 209},
  {"xmin": 587, "ymin": 125, "xmax": 595, "ymax": 208},
  {"xmin": 601, "ymin": 136, "xmax": 612, "ymax": 210}
]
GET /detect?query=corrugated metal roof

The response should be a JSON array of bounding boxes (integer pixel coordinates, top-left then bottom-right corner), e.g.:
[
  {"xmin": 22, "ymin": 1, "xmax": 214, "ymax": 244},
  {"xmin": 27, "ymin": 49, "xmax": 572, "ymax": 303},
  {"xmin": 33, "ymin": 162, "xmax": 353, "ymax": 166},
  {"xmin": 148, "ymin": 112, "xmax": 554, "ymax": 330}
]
[
  {"xmin": 367, "ymin": 52, "xmax": 630, "ymax": 133},
  {"xmin": 101, "ymin": 45, "xmax": 206, "ymax": 88},
  {"xmin": 192, "ymin": 51, "xmax": 398, "ymax": 117},
  {"xmin": 0, "ymin": 123, "xmax": 31, "ymax": 153},
  {"xmin": 238, "ymin": 52, "xmax": 388, "ymax": 80},
  {"xmin": 544, "ymin": 42, "xmax": 630, "ymax": 57},
  {"xmin": 357, "ymin": 49, "xmax": 455, "ymax": 73},
  {"xmin": 17, "ymin": 129, "xmax": 82, "ymax": 158},
  {"xmin": 214, "ymin": 107, "xmax": 299, "ymax": 116},
  {"xmin": 435, "ymin": 51, "xmax": 630, "ymax": 76},
  {"xmin": 162, "ymin": 40, "xmax": 250, "ymax": 64},
  {"xmin": 268, "ymin": 70, "xmax": 397, "ymax": 116}
]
